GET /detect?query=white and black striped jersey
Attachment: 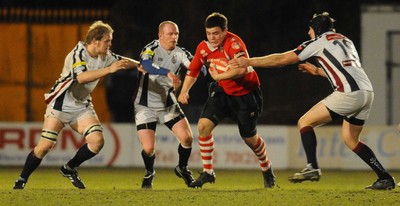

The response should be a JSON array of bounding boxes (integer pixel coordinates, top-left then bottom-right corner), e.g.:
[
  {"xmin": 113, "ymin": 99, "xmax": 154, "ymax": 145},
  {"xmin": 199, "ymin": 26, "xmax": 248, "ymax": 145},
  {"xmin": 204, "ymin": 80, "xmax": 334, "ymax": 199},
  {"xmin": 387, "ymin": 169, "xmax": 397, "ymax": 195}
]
[
  {"xmin": 134, "ymin": 40, "xmax": 192, "ymax": 108},
  {"xmin": 44, "ymin": 41, "xmax": 121, "ymax": 112},
  {"xmin": 294, "ymin": 32, "xmax": 373, "ymax": 93}
]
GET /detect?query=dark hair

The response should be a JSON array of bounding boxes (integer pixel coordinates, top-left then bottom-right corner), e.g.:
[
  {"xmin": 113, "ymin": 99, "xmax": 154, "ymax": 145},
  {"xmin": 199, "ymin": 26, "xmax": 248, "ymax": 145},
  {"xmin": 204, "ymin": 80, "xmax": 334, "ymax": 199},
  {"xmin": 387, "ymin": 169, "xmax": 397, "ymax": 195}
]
[
  {"xmin": 204, "ymin": 12, "xmax": 228, "ymax": 30},
  {"xmin": 309, "ymin": 12, "xmax": 335, "ymax": 36}
]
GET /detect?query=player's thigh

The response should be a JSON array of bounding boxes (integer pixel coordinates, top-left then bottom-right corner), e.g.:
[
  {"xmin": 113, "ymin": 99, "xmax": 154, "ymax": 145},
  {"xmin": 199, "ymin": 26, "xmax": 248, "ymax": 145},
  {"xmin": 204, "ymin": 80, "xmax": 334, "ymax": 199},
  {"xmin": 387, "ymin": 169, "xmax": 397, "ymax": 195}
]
[
  {"xmin": 35, "ymin": 116, "xmax": 65, "ymax": 156},
  {"xmin": 298, "ymin": 101, "xmax": 332, "ymax": 128},
  {"xmin": 71, "ymin": 108, "xmax": 103, "ymax": 144},
  {"xmin": 230, "ymin": 92, "xmax": 260, "ymax": 137},
  {"xmin": 200, "ymin": 89, "xmax": 229, "ymax": 126}
]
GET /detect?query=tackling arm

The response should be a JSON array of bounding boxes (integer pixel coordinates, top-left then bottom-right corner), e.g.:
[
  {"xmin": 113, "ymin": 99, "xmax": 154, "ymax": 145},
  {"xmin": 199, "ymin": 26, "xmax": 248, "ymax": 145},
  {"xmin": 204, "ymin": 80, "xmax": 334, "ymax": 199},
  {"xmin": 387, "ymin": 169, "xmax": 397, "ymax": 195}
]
[
  {"xmin": 178, "ymin": 75, "xmax": 197, "ymax": 105},
  {"xmin": 76, "ymin": 60, "xmax": 131, "ymax": 83},
  {"xmin": 230, "ymin": 51, "xmax": 300, "ymax": 69},
  {"xmin": 209, "ymin": 64, "xmax": 247, "ymax": 81},
  {"xmin": 121, "ymin": 56, "xmax": 140, "ymax": 68},
  {"xmin": 250, "ymin": 51, "xmax": 299, "ymax": 68}
]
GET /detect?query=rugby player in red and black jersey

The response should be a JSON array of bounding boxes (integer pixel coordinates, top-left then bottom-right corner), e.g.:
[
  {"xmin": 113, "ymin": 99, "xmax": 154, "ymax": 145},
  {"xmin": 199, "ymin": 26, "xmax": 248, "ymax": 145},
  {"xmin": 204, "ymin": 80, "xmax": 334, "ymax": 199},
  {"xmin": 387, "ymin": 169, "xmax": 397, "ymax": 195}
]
[{"xmin": 178, "ymin": 12, "xmax": 275, "ymax": 189}]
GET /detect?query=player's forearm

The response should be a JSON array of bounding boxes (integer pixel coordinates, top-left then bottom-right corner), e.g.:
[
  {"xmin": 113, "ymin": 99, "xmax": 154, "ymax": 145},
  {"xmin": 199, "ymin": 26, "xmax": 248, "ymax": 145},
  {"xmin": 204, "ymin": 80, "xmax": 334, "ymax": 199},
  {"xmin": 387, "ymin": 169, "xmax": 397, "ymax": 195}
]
[
  {"xmin": 141, "ymin": 60, "xmax": 169, "ymax": 75},
  {"xmin": 76, "ymin": 67, "xmax": 111, "ymax": 83},
  {"xmin": 214, "ymin": 67, "xmax": 247, "ymax": 81},
  {"xmin": 122, "ymin": 57, "xmax": 139, "ymax": 68},
  {"xmin": 250, "ymin": 51, "xmax": 298, "ymax": 68},
  {"xmin": 180, "ymin": 75, "xmax": 197, "ymax": 93},
  {"xmin": 250, "ymin": 54, "xmax": 285, "ymax": 68}
]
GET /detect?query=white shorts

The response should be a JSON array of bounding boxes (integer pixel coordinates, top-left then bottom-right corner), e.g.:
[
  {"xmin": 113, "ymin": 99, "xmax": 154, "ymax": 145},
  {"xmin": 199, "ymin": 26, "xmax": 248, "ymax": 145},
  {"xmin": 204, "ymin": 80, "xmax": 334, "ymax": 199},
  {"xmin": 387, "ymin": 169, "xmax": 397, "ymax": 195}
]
[
  {"xmin": 45, "ymin": 105, "xmax": 99, "ymax": 125},
  {"xmin": 134, "ymin": 104, "xmax": 184, "ymax": 125},
  {"xmin": 322, "ymin": 90, "xmax": 374, "ymax": 121}
]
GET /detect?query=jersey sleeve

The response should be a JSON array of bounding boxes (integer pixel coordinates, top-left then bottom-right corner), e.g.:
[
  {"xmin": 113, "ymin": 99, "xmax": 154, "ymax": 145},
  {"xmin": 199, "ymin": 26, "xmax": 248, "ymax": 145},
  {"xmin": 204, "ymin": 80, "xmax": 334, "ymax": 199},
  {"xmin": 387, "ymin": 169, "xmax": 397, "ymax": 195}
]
[
  {"xmin": 187, "ymin": 42, "xmax": 206, "ymax": 77},
  {"xmin": 70, "ymin": 47, "xmax": 87, "ymax": 81},
  {"xmin": 181, "ymin": 47, "xmax": 193, "ymax": 69},
  {"xmin": 139, "ymin": 43, "xmax": 170, "ymax": 76},
  {"xmin": 293, "ymin": 39, "xmax": 322, "ymax": 61},
  {"xmin": 227, "ymin": 36, "xmax": 249, "ymax": 59},
  {"xmin": 104, "ymin": 51, "xmax": 122, "ymax": 66}
]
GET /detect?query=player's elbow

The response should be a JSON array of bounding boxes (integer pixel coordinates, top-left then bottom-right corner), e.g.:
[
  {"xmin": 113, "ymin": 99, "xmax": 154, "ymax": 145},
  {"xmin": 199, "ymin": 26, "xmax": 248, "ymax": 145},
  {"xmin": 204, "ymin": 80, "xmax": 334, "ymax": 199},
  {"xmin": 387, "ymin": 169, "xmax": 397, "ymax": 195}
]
[
  {"xmin": 76, "ymin": 74, "xmax": 93, "ymax": 84},
  {"xmin": 76, "ymin": 75, "xmax": 86, "ymax": 84}
]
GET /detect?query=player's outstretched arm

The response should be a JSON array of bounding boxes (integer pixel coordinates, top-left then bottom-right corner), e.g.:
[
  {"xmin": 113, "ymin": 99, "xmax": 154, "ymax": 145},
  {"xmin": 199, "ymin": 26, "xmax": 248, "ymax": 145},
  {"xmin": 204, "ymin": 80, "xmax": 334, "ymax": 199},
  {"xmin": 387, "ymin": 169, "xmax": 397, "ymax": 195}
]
[
  {"xmin": 76, "ymin": 60, "xmax": 130, "ymax": 83},
  {"xmin": 230, "ymin": 51, "xmax": 299, "ymax": 69},
  {"xmin": 121, "ymin": 57, "xmax": 139, "ymax": 68}
]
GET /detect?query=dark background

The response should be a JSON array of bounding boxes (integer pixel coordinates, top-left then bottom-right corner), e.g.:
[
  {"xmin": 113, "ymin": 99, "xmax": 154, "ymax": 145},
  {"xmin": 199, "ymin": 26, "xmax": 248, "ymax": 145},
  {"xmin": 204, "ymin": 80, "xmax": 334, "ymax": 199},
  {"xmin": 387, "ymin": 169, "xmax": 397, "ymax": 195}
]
[{"xmin": 1, "ymin": 0, "xmax": 398, "ymax": 124}]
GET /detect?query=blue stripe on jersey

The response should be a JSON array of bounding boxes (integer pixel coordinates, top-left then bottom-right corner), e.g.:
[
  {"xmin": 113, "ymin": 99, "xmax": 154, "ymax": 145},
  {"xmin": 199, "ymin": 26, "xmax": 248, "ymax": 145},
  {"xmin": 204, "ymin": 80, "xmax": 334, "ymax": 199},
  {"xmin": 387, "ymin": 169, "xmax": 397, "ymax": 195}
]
[
  {"xmin": 54, "ymin": 91, "xmax": 66, "ymax": 110},
  {"xmin": 165, "ymin": 88, "xmax": 174, "ymax": 107},
  {"xmin": 139, "ymin": 73, "xmax": 149, "ymax": 106},
  {"xmin": 72, "ymin": 45, "xmax": 78, "ymax": 65},
  {"xmin": 79, "ymin": 49, "xmax": 86, "ymax": 72},
  {"xmin": 179, "ymin": 45, "xmax": 193, "ymax": 61},
  {"xmin": 323, "ymin": 49, "xmax": 360, "ymax": 91},
  {"xmin": 294, "ymin": 39, "xmax": 314, "ymax": 56},
  {"xmin": 72, "ymin": 45, "xmax": 86, "ymax": 80},
  {"xmin": 48, "ymin": 74, "xmax": 71, "ymax": 93}
]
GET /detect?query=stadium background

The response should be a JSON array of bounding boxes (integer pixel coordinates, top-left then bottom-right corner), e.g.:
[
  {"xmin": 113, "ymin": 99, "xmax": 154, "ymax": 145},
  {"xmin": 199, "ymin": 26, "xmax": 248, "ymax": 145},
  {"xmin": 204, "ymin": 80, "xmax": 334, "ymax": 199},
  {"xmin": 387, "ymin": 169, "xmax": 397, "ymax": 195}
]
[{"xmin": 1, "ymin": 0, "xmax": 400, "ymax": 170}]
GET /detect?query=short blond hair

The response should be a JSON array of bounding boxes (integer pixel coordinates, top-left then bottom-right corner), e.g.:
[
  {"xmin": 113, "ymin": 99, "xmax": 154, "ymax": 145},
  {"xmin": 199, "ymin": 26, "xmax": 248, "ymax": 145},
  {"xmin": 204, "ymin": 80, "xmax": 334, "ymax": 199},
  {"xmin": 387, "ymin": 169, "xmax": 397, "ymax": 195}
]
[{"xmin": 85, "ymin": 20, "xmax": 114, "ymax": 43}]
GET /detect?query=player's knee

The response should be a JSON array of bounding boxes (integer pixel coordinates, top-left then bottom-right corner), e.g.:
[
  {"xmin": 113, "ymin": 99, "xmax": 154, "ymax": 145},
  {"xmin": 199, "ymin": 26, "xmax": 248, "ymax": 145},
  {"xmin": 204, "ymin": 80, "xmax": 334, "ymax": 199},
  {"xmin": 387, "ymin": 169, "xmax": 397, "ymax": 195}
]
[
  {"xmin": 83, "ymin": 124, "xmax": 104, "ymax": 153},
  {"xmin": 197, "ymin": 122, "xmax": 212, "ymax": 136},
  {"xmin": 344, "ymin": 139, "xmax": 358, "ymax": 150},
  {"xmin": 86, "ymin": 136, "xmax": 104, "ymax": 153},
  {"xmin": 297, "ymin": 118, "xmax": 308, "ymax": 129},
  {"xmin": 33, "ymin": 144, "xmax": 53, "ymax": 158},
  {"xmin": 180, "ymin": 136, "xmax": 193, "ymax": 146}
]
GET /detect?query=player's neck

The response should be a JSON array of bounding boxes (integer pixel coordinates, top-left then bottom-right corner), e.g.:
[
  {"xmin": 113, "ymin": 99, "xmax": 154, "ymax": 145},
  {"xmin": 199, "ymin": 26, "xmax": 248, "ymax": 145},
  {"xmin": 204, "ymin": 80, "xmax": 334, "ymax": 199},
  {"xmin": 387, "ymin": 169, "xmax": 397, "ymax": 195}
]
[{"xmin": 86, "ymin": 44, "xmax": 98, "ymax": 58}]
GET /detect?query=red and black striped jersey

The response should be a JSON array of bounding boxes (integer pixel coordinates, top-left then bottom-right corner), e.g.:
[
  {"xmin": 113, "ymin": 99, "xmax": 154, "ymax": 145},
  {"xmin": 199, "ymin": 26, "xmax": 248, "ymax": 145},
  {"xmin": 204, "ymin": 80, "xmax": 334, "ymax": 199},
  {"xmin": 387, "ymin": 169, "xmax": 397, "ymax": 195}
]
[{"xmin": 187, "ymin": 32, "xmax": 260, "ymax": 96}]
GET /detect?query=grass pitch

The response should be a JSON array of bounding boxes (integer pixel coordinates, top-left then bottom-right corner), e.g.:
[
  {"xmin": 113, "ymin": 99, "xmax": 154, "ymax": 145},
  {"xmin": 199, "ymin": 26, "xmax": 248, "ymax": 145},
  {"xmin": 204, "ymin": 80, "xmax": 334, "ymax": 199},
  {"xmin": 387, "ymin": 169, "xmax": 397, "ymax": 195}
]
[{"xmin": 1, "ymin": 167, "xmax": 399, "ymax": 206}]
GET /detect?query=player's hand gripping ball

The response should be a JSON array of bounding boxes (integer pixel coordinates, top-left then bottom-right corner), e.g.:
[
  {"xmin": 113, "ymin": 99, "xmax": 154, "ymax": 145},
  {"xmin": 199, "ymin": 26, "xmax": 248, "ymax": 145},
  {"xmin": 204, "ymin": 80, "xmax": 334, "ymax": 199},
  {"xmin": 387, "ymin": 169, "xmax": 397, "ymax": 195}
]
[{"xmin": 209, "ymin": 58, "xmax": 230, "ymax": 74}]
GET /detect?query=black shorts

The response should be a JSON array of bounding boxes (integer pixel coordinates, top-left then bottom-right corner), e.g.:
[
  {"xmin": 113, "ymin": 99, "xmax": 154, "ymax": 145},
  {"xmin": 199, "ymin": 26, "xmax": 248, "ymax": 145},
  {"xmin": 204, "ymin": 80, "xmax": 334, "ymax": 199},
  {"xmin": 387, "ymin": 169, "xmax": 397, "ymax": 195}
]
[{"xmin": 200, "ymin": 82, "xmax": 263, "ymax": 137}]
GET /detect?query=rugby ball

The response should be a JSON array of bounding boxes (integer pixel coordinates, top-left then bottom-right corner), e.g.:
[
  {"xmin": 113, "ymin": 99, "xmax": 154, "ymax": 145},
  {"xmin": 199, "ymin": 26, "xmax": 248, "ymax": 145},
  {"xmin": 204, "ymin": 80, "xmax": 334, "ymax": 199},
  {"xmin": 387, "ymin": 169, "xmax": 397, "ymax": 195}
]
[{"xmin": 209, "ymin": 58, "xmax": 230, "ymax": 74}]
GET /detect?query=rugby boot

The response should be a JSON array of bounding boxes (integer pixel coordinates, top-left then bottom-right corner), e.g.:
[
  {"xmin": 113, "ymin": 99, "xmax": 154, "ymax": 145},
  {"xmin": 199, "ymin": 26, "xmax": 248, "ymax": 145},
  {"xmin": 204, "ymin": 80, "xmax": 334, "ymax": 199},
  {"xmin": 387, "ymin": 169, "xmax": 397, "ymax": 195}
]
[
  {"xmin": 174, "ymin": 165, "xmax": 195, "ymax": 187},
  {"xmin": 141, "ymin": 170, "xmax": 155, "ymax": 189},
  {"xmin": 189, "ymin": 171, "xmax": 216, "ymax": 188},
  {"xmin": 365, "ymin": 177, "xmax": 395, "ymax": 190},
  {"xmin": 288, "ymin": 164, "xmax": 321, "ymax": 183},
  {"xmin": 263, "ymin": 167, "xmax": 276, "ymax": 188},
  {"xmin": 59, "ymin": 164, "xmax": 86, "ymax": 189}
]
